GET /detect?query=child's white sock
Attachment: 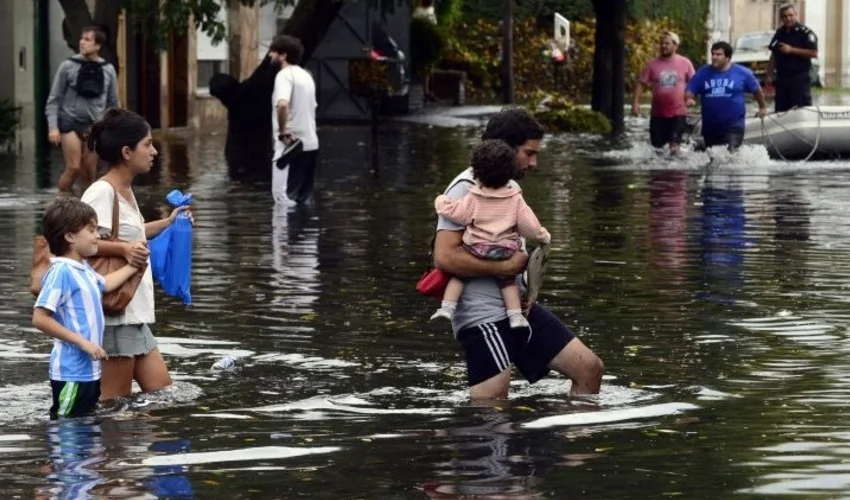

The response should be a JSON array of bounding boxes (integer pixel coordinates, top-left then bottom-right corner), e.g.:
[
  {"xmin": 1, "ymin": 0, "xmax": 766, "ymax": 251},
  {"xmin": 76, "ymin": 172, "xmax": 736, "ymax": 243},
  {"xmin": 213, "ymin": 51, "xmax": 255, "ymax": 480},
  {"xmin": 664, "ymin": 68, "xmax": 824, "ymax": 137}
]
[{"xmin": 430, "ymin": 301, "xmax": 457, "ymax": 321}]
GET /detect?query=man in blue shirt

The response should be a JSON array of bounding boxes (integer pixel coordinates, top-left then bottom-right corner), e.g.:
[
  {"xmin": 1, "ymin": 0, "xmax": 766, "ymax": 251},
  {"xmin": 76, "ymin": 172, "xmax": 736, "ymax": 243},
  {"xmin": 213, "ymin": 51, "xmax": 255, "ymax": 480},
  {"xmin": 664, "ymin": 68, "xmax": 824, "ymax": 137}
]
[{"xmin": 685, "ymin": 41, "xmax": 768, "ymax": 151}]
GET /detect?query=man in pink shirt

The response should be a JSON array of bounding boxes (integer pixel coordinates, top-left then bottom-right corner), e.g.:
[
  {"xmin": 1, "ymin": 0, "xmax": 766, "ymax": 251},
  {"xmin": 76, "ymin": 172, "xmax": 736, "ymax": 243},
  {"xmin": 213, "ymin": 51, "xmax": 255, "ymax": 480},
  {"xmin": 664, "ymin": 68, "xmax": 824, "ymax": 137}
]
[{"xmin": 631, "ymin": 32, "xmax": 696, "ymax": 155}]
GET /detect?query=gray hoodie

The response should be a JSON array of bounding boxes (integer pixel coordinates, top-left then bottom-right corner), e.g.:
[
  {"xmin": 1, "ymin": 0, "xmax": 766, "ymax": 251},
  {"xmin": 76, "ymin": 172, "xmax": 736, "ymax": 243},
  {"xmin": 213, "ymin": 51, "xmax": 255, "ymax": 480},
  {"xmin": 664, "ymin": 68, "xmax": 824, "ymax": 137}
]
[{"xmin": 45, "ymin": 54, "xmax": 119, "ymax": 130}]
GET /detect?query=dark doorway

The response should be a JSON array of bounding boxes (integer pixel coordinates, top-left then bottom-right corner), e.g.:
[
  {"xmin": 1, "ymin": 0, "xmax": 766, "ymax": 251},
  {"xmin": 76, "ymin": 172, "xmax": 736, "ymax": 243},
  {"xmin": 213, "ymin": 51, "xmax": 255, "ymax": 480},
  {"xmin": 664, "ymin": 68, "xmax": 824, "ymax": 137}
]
[
  {"xmin": 168, "ymin": 31, "xmax": 189, "ymax": 127},
  {"xmin": 134, "ymin": 30, "xmax": 161, "ymax": 129}
]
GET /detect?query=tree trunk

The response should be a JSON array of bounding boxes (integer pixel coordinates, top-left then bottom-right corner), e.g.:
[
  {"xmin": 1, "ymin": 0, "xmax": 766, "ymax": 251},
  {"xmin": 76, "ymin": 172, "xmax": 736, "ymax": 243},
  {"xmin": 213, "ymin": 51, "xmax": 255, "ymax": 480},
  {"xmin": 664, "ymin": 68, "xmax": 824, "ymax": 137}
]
[
  {"xmin": 591, "ymin": 0, "xmax": 627, "ymax": 136},
  {"xmin": 211, "ymin": 0, "xmax": 344, "ymax": 181},
  {"xmin": 609, "ymin": 0, "xmax": 626, "ymax": 136},
  {"xmin": 281, "ymin": 0, "xmax": 344, "ymax": 63},
  {"xmin": 59, "ymin": 0, "xmax": 121, "ymax": 72},
  {"xmin": 227, "ymin": 0, "xmax": 260, "ymax": 81},
  {"xmin": 501, "ymin": 0, "xmax": 514, "ymax": 104}
]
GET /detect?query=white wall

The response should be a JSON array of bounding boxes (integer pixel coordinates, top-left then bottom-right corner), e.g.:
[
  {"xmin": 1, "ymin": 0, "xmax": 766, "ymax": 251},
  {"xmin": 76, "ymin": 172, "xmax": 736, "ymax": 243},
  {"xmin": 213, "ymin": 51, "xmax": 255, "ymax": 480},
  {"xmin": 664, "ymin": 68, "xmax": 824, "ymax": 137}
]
[
  {"xmin": 258, "ymin": 2, "xmax": 296, "ymax": 64},
  {"xmin": 842, "ymin": 0, "xmax": 850, "ymax": 85},
  {"xmin": 48, "ymin": 0, "xmax": 75, "ymax": 81},
  {"xmin": 707, "ymin": 0, "xmax": 732, "ymax": 64},
  {"xmin": 0, "ymin": 0, "xmax": 36, "ymax": 154},
  {"xmin": 196, "ymin": 2, "xmax": 229, "ymax": 92},
  {"xmin": 804, "ymin": 0, "xmax": 827, "ymax": 84}
]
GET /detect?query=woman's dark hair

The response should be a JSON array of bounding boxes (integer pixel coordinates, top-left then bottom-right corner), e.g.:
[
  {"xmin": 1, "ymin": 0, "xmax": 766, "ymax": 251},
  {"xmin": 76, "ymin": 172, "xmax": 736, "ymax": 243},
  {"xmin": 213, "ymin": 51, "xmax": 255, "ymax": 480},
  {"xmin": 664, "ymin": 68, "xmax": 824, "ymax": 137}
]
[
  {"xmin": 471, "ymin": 139, "xmax": 517, "ymax": 189},
  {"xmin": 269, "ymin": 35, "xmax": 304, "ymax": 65},
  {"xmin": 43, "ymin": 197, "xmax": 98, "ymax": 256},
  {"xmin": 711, "ymin": 41, "xmax": 733, "ymax": 58},
  {"xmin": 87, "ymin": 108, "xmax": 151, "ymax": 165},
  {"xmin": 482, "ymin": 107, "xmax": 545, "ymax": 149}
]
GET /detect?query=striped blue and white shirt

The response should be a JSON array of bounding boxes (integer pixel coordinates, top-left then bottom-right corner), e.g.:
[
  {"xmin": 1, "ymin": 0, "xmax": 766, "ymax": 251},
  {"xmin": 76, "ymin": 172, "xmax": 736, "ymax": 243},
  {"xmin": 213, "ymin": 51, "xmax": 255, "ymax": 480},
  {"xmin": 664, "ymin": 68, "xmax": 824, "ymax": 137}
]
[{"xmin": 34, "ymin": 257, "xmax": 106, "ymax": 382}]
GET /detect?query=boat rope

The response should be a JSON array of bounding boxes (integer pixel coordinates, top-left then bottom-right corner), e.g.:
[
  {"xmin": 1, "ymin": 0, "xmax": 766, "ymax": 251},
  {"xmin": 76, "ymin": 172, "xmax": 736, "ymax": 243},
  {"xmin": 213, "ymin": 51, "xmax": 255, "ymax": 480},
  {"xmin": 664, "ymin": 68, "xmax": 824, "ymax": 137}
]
[{"xmin": 758, "ymin": 104, "xmax": 823, "ymax": 163}]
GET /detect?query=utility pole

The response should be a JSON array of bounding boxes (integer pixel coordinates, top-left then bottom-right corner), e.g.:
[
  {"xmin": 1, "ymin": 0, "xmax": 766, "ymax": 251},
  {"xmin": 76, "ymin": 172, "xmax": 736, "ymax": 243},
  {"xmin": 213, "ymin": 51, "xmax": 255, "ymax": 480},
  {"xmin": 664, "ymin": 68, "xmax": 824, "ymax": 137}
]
[{"xmin": 501, "ymin": 0, "xmax": 514, "ymax": 104}]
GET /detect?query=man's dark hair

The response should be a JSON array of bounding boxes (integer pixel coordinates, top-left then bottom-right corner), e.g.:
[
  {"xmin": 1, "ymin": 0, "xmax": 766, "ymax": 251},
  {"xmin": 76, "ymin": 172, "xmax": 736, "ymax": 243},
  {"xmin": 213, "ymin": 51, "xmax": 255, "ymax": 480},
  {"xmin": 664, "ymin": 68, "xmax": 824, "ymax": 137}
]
[
  {"xmin": 82, "ymin": 25, "xmax": 108, "ymax": 47},
  {"xmin": 43, "ymin": 197, "xmax": 98, "ymax": 256},
  {"xmin": 481, "ymin": 107, "xmax": 545, "ymax": 149},
  {"xmin": 779, "ymin": 2, "xmax": 797, "ymax": 15},
  {"xmin": 711, "ymin": 41, "xmax": 733, "ymax": 59},
  {"xmin": 269, "ymin": 35, "xmax": 304, "ymax": 65},
  {"xmin": 471, "ymin": 139, "xmax": 517, "ymax": 189}
]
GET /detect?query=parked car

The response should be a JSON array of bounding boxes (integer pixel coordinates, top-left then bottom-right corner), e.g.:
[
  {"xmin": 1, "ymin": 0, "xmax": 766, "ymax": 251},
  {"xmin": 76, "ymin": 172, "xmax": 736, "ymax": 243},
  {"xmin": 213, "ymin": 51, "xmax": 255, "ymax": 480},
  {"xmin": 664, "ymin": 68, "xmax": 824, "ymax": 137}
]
[{"xmin": 730, "ymin": 31, "xmax": 822, "ymax": 87}]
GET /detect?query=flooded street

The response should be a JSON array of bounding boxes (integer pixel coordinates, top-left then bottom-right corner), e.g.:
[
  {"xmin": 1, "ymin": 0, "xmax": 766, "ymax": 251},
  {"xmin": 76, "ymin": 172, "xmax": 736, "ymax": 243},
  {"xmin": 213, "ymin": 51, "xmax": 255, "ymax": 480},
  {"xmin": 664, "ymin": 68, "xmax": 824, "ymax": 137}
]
[{"xmin": 2, "ymin": 106, "xmax": 850, "ymax": 498}]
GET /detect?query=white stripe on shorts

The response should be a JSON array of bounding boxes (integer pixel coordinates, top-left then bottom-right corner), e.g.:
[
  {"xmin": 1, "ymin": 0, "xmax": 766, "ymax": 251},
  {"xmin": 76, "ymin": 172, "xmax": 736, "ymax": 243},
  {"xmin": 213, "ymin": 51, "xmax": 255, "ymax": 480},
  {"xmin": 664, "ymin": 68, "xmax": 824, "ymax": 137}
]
[{"xmin": 479, "ymin": 322, "xmax": 509, "ymax": 372}]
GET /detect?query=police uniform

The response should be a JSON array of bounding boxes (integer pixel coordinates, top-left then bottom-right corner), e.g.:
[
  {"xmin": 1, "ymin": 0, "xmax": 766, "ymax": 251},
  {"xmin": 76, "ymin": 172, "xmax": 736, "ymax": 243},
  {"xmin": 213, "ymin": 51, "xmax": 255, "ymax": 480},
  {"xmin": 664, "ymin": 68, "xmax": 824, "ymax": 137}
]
[{"xmin": 769, "ymin": 23, "xmax": 818, "ymax": 112}]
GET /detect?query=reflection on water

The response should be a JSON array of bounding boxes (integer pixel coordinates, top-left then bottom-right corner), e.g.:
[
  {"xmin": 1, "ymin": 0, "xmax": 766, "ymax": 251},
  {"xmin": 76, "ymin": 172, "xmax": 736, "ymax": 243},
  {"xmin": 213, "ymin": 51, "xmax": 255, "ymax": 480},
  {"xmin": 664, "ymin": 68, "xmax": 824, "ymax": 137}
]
[
  {"xmin": 699, "ymin": 172, "xmax": 747, "ymax": 304},
  {"xmin": 270, "ymin": 205, "xmax": 320, "ymax": 315},
  {"xmin": 33, "ymin": 417, "xmax": 195, "ymax": 499},
  {"xmin": 3, "ymin": 122, "xmax": 850, "ymax": 497}
]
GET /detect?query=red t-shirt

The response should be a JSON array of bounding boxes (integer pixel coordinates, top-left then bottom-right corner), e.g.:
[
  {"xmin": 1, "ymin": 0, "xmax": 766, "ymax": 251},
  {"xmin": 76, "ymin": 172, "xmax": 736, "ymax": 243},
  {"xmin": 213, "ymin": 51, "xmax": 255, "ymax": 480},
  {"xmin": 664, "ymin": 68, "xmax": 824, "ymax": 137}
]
[{"xmin": 640, "ymin": 54, "xmax": 696, "ymax": 118}]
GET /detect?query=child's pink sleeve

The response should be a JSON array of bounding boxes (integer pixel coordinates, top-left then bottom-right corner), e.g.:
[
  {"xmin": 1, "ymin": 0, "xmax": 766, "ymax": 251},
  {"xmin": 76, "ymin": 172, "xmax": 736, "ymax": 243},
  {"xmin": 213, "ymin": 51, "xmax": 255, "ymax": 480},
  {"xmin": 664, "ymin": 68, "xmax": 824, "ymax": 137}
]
[
  {"xmin": 516, "ymin": 197, "xmax": 551, "ymax": 244},
  {"xmin": 434, "ymin": 194, "xmax": 475, "ymax": 226}
]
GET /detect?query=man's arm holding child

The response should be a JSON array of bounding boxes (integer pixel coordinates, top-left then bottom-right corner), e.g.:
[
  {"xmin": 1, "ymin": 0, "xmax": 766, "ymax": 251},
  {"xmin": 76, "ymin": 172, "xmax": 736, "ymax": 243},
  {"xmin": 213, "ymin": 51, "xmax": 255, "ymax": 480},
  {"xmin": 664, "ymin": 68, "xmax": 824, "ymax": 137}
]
[
  {"xmin": 434, "ymin": 230, "xmax": 527, "ymax": 278},
  {"xmin": 32, "ymin": 308, "xmax": 107, "ymax": 360}
]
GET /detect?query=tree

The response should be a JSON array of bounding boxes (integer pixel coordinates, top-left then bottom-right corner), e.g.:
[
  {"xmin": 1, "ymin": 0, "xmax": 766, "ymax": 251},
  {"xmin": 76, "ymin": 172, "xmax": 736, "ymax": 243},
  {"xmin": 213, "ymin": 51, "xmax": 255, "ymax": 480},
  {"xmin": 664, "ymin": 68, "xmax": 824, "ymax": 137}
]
[
  {"xmin": 590, "ymin": 0, "xmax": 626, "ymax": 137},
  {"xmin": 57, "ymin": 0, "xmax": 409, "ymax": 68}
]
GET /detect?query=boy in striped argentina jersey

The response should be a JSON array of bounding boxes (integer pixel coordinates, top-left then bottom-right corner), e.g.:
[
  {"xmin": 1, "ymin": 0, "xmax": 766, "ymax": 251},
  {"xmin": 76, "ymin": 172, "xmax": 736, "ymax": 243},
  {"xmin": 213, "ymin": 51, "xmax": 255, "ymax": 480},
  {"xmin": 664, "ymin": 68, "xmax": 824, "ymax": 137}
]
[{"xmin": 32, "ymin": 197, "xmax": 141, "ymax": 419}]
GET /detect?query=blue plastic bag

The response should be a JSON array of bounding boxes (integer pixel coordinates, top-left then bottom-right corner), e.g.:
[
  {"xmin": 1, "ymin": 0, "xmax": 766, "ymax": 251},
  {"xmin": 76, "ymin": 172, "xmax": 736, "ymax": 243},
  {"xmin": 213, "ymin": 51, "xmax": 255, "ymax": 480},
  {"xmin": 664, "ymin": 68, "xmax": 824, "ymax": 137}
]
[{"xmin": 149, "ymin": 189, "xmax": 193, "ymax": 305}]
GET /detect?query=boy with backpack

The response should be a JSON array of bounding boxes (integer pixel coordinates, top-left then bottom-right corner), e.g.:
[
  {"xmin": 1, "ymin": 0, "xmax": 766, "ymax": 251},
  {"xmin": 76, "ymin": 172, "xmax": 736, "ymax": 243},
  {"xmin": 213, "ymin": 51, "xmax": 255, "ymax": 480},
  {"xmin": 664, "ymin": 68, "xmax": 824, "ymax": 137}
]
[
  {"xmin": 45, "ymin": 26, "xmax": 119, "ymax": 195},
  {"xmin": 32, "ymin": 197, "xmax": 141, "ymax": 419}
]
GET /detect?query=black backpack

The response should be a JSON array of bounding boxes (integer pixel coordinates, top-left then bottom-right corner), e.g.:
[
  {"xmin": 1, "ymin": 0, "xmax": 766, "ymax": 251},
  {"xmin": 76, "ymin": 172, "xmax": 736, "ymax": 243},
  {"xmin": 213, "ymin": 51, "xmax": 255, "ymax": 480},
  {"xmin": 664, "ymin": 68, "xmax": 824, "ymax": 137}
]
[{"xmin": 71, "ymin": 58, "xmax": 106, "ymax": 98}]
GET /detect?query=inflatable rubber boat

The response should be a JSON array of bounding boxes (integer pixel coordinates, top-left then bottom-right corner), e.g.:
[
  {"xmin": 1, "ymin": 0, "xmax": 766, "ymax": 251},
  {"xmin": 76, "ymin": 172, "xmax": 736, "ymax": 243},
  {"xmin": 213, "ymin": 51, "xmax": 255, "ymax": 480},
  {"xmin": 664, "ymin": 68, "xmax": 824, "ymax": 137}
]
[{"xmin": 690, "ymin": 105, "xmax": 850, "ymax": 160}]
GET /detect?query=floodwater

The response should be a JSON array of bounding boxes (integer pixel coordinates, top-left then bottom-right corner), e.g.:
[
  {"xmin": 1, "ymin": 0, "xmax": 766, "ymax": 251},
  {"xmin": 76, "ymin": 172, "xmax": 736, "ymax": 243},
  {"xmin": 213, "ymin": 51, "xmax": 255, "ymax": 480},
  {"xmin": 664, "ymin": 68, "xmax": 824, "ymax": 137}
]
[{"xmin": 2, "ymin": 104, "xmax": 850, "ymax": 498}]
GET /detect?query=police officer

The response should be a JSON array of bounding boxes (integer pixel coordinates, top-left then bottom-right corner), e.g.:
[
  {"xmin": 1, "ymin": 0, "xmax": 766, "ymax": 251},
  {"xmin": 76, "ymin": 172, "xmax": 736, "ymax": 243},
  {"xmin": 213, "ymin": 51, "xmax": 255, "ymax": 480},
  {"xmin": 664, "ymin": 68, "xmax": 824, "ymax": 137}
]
[{"xmin": 765, "ymin": 2, "xmax": 818, "ymax": 112}]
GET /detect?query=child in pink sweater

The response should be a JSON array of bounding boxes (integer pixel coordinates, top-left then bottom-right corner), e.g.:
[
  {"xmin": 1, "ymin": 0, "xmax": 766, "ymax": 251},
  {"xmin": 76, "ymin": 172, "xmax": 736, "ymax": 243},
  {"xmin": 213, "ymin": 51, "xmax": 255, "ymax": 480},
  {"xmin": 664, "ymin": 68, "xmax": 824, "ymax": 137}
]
[{"xmin": 432, "ymin": 140, "xmax": 551, "ymax": 329}]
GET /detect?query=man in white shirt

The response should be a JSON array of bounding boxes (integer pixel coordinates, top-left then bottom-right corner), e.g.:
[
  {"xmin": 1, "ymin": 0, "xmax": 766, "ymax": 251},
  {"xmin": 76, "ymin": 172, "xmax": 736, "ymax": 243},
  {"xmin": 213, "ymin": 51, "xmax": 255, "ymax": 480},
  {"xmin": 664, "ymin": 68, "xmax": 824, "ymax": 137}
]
[{"xmin": 269, "ymin": 35, "xmax": 319, "ymax": 207}]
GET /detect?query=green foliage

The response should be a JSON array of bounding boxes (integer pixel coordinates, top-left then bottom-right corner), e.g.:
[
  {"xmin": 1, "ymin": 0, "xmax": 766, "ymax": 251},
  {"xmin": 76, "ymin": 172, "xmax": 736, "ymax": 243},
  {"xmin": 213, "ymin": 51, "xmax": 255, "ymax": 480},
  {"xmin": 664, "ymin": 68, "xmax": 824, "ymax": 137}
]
[
  {"xmin": 125, "ymin": 0, "xmax": 411, "ymax": 50},
  {"xmin": 461, "ymin": 0, "xmax": 594, "ymax": 24},
  {"xmin": 458, "ymin": 0, "xmax": 710, "ymax": 70},
  {"xmin": 627, "ymin": 0, "xmax": 711, "ymax": 66},
  {"xmin": 443, "ymin": 16, "xmax": 676, "ymax": 102},
  {"xmin": 435, "ymin": 0, "xmax": 463, "ymax": 30},
  {"xmin": 0, "ymin": 99, "xmax": 21, "ymax": 152},
  {"xmin": 410, "ymin": 17, "xmax": 447, "ymax": 77},
  {"xmin": 529, "ymin": 92, "xmax": 611, "ymax": 134}
]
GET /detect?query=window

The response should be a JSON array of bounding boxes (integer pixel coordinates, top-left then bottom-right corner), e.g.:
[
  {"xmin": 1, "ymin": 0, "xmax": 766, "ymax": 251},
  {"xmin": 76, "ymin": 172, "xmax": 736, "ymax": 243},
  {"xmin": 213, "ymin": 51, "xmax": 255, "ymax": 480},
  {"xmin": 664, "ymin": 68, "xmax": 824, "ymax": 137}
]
[
  {"xmin": 197, "ymin": 60, "xmax": 229, "ymax": 93},
  {"xmin": 196, "ymin": 4, "xmax": 229, "ymax": 93}
]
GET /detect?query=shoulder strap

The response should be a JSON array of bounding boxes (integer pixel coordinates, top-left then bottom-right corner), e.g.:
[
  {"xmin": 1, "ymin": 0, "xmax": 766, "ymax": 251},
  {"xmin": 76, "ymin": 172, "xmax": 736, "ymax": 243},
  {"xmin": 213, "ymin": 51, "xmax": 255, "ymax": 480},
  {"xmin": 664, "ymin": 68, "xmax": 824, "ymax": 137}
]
[
  {"xmin": 69, "ymin": 58, "xmax": 106, "ymax": 66},
  {"xmin": 99, "ymin": 179, "xmax": 120, "ymax": 241}
]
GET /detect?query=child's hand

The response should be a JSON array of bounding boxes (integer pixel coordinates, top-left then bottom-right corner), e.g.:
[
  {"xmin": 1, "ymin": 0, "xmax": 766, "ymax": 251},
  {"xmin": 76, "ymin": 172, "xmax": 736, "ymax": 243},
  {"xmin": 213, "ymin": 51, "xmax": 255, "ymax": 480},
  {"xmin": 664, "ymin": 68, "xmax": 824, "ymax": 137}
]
[{"xmin": 80, "ymin": 340, "xmax": 108, "ymax": 360}]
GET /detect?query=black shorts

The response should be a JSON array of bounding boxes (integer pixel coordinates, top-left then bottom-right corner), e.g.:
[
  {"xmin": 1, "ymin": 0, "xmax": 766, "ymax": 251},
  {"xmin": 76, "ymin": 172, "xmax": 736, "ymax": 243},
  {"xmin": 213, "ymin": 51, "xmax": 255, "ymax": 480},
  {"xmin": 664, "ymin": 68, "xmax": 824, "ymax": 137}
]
[
  {"xmin": 649, "ymin": 116, "xmax": 686, "ymax": 148},
  {"xmin": 775, "ymin": 73, "xmax": 812, "ymax": 113},
  {"xmin": 456, "ymin": 305, "xmax": 575, "ymax": 386},
  {"xmin": 703, "ymin": 127, "xmax": 745, "ymax": 151},
  {"xmin": 57, "ymin": 115, "xmax": 93, "ymax": 141},
  {"xmin": 49, "ymin": 380, "xmax": 101, "ymax": 419}
]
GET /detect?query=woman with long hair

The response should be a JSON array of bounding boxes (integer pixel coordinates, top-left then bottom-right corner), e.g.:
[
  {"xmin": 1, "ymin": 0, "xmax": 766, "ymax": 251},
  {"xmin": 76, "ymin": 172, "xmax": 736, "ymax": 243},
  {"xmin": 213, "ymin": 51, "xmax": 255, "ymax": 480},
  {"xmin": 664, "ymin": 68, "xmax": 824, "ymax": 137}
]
[{"xmin": 80, "ymin": 108, "xmax": 192, "ymax": 400}]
